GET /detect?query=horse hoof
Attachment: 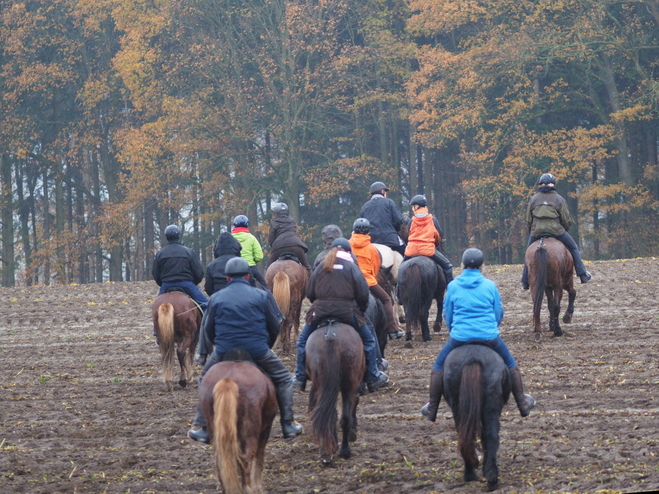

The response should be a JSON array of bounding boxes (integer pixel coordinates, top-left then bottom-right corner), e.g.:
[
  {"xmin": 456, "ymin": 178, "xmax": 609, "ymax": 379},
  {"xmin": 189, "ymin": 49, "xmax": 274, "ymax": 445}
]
[
  {"xmin": 404, "ymin": 341, "xmax": 413, "ymax": 349},
  {"xmin": 487, "ymin": 478, "xmax": 500, "ymax": 491},
  {"xmin": 339, "ymin": 447, "xmax": 352, "ymax": 459},
  {"xmin": 464, "ymin": 471, "xmax": 479, "ymax": 482},
  {"xmin": 348, "ymin": 430, "xmax": 357, "ymax": 442},
  {"xmin": 553, "ymin": 329, "xmax": 563, "ymax": 337},
  {"xmin": 164, "ymin": 381, "xmax": 173, "ymax": 392},
  {"xmin": 533, "ymin": 333, "xmax": 543, "ymax": 343},
  {"xmin": 179, "ymin": 380, "xmax": 187, "ymax": 388},
  {"xmin": 563, "ymin": 314, "xmax": 572, "ymax": 324},
  {"xmin": 321, "ymin": 456, "xmax": 333, "ymax": 466}
]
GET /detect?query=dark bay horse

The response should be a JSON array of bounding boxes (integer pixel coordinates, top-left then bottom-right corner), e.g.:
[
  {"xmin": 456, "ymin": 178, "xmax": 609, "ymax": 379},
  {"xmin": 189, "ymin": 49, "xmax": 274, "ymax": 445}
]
[
  {"xmin": 151, "ymin": 292, "xmax": 201, "ymax": 391},
  {"xmin": 525, "ymin": 237, "xmax": 576, "ymax": 338},
  {"xmin": 265, "ymin": 258, "xmax": 309, "ymax": 354},
  {"xmin": 397, "ymin": 256, "xmax": 446, "ymax": 341},
  {"xmin": 306, "ymin": 322, "xmax": 365, "ymax": 463},
  {"xmin": 365, "ymin": 292, "xmax": 388, "ymax": 359},
  {"xmin": 199, "ymin": 356, "xmax": 278, "ymax": 494},
  {"xmin": 443, "ymin": 344, "xmax": 511, "ymax": 491}
]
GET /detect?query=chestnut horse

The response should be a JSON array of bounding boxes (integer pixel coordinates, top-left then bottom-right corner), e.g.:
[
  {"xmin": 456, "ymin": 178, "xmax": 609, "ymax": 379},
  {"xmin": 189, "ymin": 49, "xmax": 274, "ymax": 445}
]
[
  {"xmin": 265, "ymin": 258, "xmax": 309, "ymax": 354},
  {"xmin": 199, "ymin": 354, "xmax": 278, "ymax": 494},
  {"xmin": 443, "ymin": 344, "xmax": 511, "ymax": 491},
  {"xmin": 397, "ymin": 256, "xmax": 446, "ymax": 341},
  {"xmin": 151, "ymin": 291, "xmax": 201, "ymax": 391},
  {"xmin": 306, "ymin": 322, "xmax": 365, "ymax": 464},
  {"xmin": 525, "ymin": 237, "xmax": 576, "ymax": 338}
]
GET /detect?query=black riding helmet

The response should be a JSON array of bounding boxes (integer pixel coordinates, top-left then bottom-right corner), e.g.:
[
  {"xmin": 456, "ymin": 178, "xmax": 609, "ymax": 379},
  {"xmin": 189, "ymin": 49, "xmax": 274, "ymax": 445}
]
[
  {"xmin": 233, "ymin": 215, "xmax": 249, "ymax": 228},
  {"xmin": 462, "ymin": 248, "xmax": 484, "ymax": 269},
  {"xmin": 410, "ymin": 194, "xmax": 427, "ymax": 207},
  {"xmin": 272, "ymin": 202, "xmax": 288, "ymax": 215},
  {"xmin": 369, "ymin": 181, "xmax": 389, "ymax": 195},
  {"xmin": 165, "ymin": 224, "xmax": 181, "ymax": 242},
  {"xmin": 225, "ymin": 257, "xmax": 250, "ymax": 277},
  {"xmin": 538, "ymin": 173, "xmax": 556, "ymax": 186},
  {"xmin": 330, "ymin": 237, "xmax": 351, "ymax": 251},
  {"xmin": 352, "ymin": 218, "xmax": 370, "ymax": 235}
]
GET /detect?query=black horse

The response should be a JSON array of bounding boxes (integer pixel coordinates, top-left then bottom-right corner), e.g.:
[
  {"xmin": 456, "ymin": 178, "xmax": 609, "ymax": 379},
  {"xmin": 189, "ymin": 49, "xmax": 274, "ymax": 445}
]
[
  {"xmin": 397, "ymin": 256, "xmax": 446, "ymax": 341},
  {"xmin": 443, "ymin": 344, "xmax": 511, "ymax": 491},
  {"xmin": 364, "ymin": 293, "xmax": 387, "ymax": 359}
]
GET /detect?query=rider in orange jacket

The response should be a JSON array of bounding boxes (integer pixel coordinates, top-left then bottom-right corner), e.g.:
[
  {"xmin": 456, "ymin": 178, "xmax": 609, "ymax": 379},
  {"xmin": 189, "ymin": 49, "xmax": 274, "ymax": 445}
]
[
  {"xmin": 349, "ymin": 218, "xmax": 403, "ymax": 340},
  {"xmin": 403, "ymin": 195, "xmax": 453, "ymax": 284}
]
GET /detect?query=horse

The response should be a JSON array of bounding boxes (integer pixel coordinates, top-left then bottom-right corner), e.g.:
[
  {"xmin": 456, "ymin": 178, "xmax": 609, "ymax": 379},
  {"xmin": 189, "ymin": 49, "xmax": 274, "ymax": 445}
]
[
  {"xmin": 443, "ymin": 344, "xmax": 511, "ymax": 492},
  {"xmin": 305, "ymin": 321, "xmax": 365, "ymax": 464},
  {"xmin": 265, "ymin": 257, "xmax": 309, "ymax": 354},
  {"xmin": 525, "ymin": 237, "xmax": 576, "ymax": 338},
  {"xmin": 198, "ymin": 351, "xmax": 278, "ymax": 494},
  {"xmin": 365, "ymin": 292, "xmax": 388, "ymax": 359},
  {"xmin": 373, "ymin": 243, "xmax": 405, "ymax": 323},
  {"xmin": 151, "ymin": 291, "xmax": 201, "ymax": 391},
  {"xmin": 397, "ymin": 256, "xmax": 446, "ymax": 341}
]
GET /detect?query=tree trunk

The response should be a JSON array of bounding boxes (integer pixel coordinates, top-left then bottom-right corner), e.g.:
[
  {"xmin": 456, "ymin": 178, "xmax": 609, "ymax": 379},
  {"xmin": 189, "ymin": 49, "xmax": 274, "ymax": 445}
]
[{"xmin": 1, "ymin": 154, "xmax": 15, "ymax": 287}]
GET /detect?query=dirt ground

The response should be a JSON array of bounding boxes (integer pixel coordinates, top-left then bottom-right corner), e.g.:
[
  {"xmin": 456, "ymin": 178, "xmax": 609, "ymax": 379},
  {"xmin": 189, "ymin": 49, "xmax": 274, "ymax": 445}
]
[{"xmin": 2, "ymin": 258, "xmax": 659, "ymax": 494}]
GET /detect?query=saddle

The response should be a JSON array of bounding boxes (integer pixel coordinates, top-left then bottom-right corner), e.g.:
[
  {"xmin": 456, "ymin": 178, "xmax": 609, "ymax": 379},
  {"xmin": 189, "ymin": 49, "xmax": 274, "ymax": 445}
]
[
  {"xmin": 277, "ymin": 252, "xmax": 302, "ymax": 264},
  {"xmin": 164, "ymin": 286, "xmax": 188, "ymax": 294},
  {"xmin": 316, "ymin": 317, "xmax": 341, "ymax": 329}
]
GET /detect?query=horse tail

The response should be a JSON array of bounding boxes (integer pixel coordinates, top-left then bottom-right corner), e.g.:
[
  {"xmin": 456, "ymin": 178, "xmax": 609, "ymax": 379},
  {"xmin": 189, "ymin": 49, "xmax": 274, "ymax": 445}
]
[
  {"xmin": 272, "ymin": 271, "xmax": 291, "ymax": 316},
  {"xmin": 157, "ymin": 303, "xmax": 176, "ymax": 389},
  {"xmin": 533, "ymin": 243, "xmax": 548, "ymax": 316},
  {"xmin": 403, "ymin": 263, "xmax": 423, "ymax": 327},
  {"xmin": 310, "ymin": 334, "xmax": 341, "ymax": 455},
  {"xmin": 457, "ymin": 362, "xmax": 483, "ymax": 462},
  {"xmin": 213, "ymin": 378, "xmax": 242, "ymax": 494}
]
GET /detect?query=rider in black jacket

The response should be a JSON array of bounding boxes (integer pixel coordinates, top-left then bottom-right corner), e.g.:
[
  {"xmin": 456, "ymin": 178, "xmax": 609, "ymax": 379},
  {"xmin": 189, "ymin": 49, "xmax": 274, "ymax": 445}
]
[
  {"xmin": 204, "ymin": 232, "xmax": 242, "ymax": 296},
  {"xmin": 360, "ymin": 181, "xmax": 405, "ymax": 255}
]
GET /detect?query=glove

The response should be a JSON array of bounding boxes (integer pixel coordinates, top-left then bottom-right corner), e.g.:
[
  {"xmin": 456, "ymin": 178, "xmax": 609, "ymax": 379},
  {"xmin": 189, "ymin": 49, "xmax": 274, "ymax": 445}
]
[{"xmin": 195, "ymin": 353, "xmax": 207, "ymax": 366}]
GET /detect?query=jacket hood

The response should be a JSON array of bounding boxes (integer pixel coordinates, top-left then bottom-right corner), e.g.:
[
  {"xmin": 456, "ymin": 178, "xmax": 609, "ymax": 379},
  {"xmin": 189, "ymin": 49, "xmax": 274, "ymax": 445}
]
[
  {"xmin": 321, "ymin": 224, "xmax": 342, "ymax": 249},
  {"xmin": 455, "ymin": 268, "xmax": 484, "ymax": 289},
  {"xmin": 349, "ymin": 233, "xmax": 371, "ymax": 248},
  {"xmin": 214, "ymin": 232, "xmax": 242, "ymax": 259}
]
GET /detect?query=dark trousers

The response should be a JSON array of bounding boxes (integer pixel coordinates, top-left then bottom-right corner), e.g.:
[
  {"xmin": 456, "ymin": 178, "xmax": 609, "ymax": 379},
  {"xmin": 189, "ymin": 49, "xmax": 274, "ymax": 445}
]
[
  {"xmin": 192, "ymin": 349, "xmax": 294, "ymax": 427},
  {"xmin": 403, "ymin": 251, "xmax": 453, "ymax": 283},
  {"xmin": 267, "ymin": 246, "xmax": 312, "ymax": 274},
  {"xmin": 159, "ymin": 281, "xmax": 208, "ymax": 311},
  {"xmin": 521, "ymin": 232, "xmax": 587, "ymax": 285}
]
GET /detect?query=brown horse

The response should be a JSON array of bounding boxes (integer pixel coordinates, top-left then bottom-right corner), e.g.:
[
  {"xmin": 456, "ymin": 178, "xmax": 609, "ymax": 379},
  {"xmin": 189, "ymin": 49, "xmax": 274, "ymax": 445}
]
[
  {"xmin": 525, "ymin": 237, "xmax": 576, "ymax": 338},
  {"xmin": 306, "ymin": 322, "xmax": 365, "ymax": 464},
  {"xmin": 265, "ymin": 259, "xmax": 309, "ymax": 354},
  {"xmin": 199, "ymin": 357, "xmax": 278, "ymax": 494},
  {"xmin": 151, "ymin": 292, "xmax": 201, "ymax": 391}
]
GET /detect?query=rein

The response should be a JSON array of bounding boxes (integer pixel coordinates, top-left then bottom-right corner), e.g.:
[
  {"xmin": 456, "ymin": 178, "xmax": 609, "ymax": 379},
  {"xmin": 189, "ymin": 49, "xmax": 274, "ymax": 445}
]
[{"xmin": 176, "ymin": 299, "xmax": 203, "ymax": 317}]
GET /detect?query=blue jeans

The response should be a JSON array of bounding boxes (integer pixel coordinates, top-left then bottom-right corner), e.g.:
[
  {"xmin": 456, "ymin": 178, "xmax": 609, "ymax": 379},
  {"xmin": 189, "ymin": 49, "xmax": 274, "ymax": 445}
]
[
  {"xmin": 295, "ymin": 317, "xmax": 380, "ymax": 383},
  {"xmin": 159, "ymin": 281, "xmax": 208, "ymax": 311},
  {"xmin": 432, "ymin": 336, "xmax": 517, "ymax": 371}
]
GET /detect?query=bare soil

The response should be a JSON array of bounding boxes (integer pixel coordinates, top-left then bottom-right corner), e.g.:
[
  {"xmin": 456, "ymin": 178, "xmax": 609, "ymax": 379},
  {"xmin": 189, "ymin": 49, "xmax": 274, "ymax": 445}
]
[{"xmin": 2, "ymin": 258, "xmax": 659, "ymax": 493}]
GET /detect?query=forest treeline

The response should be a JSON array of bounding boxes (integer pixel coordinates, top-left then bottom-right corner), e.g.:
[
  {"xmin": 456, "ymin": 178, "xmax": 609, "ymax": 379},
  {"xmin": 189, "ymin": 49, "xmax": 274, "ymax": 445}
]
[{"xmin": 1, "ymin": 0, "xmax": 658, "ymax": 287}]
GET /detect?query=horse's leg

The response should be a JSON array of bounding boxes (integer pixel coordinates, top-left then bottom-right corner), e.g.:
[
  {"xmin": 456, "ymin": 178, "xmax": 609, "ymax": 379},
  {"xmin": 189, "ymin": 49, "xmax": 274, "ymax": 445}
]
[
  {"xmin": 421, "ymin": 304, "xmax": 431, "ymax": 342},
  {"xmin": 553, "ymin": 288, "xmax": 563, "ymax": 337},
  {"xmin": 176, "ymin": 345, "xmax": 188, "ymax": 388},
  {"xmin": 404, "ymin": 307, "xmax": 414, "ymax": 341},
  {"xmin": 339, "ymin": 387, "xmax": 353, "ymax": 459},
  {"xmin": 563, "ymin": 282, "xmax": 576, "ymax": 324},
  {"xmin": 242, "ymin": 436, "xmax": 258, "ymax": 494},
  {"xmin": 481, "ymin": 415, "xmax": 501, "ymax": 491},
  {"xmin": 544, "ymin": 286, "xmax": 555, "ymax": 334}
]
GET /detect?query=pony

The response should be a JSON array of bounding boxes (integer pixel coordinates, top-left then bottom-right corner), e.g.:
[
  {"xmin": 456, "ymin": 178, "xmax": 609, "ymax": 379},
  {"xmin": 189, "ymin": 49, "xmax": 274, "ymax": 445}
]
[
  {"xmin": 305, "ymin": 322, "xmax": 365, "ymax": 464},
  {"xmin": 265, "ymin": 258, "xmax": 309, "ymax": 354},
  {"xmin": 151, "ymin": 291, "xmax": 201, "ymax": 391},
  {"xmin": 397, "ymin": 256, "xmax": 446, "ymax": 341},
  {"xmin": 373, "ymin": 243, "xmax": 405, "ymax": 323},
  {"xmin": 199, "ymin": 352, "xmax": 278, "ymax": 494},
  {"xmin": 443, "ymin": 344, "xmax": 511, "ymax": 492},
  {"xmin": 364, "ymin": 292, "xmax": 388, "ymax": 359},
  {"xmin": 525, "ymin": 237, "xmax": 576, "ymax": 338}
]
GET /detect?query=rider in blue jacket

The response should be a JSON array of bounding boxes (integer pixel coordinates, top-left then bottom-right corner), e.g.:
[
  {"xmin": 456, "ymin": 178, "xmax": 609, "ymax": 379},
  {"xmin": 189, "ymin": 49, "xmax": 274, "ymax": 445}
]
[{"xmin": 421, "ymin": 248, "xmax": 536, "ymax": 422}]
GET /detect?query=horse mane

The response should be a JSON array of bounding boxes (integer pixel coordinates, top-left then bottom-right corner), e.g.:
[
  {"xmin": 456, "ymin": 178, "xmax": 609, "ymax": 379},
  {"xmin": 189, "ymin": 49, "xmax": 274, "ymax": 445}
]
[
  {"xmin": 213, "ymin": 378, "xmax": 243, "ymax": 494},
  {"xmin": 457, "ymin": 361, "xmax": 482, "ymax": 461},
  {"xmin": 322, "ymin": 247, "xmax": 339, "ymax": 272},
  {"xmin": 272, "ymin": 271, "xmax": 291, "ymax": 316},
  {"xmin": 310, "ymin": 332, "xmax": 341, "ymax": 455}
]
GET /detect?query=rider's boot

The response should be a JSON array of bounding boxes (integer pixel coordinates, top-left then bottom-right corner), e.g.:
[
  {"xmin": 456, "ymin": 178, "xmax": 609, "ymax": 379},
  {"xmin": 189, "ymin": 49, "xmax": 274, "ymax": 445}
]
[
  {"xmin": 276, "ymin": 380, "xmax": 303, "ymax": 438},
  {"xmin": 420, "ymin": 369, "xmax": 443, "ymax": 422},
  {"xmin": 510, "ymin": 366, "xmax": 536, "ymax": 417}
]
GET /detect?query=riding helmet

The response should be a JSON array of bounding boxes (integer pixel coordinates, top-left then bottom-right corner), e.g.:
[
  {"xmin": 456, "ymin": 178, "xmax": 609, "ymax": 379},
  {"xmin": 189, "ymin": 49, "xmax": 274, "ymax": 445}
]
[
  {"xmin": 164, "ymin": 224, "xmax": 181, "ymax": 242},
  {"xmin": 537, "ymin": 173, "xmax": 556, "ymax": 186},
  {"xmin": 330, "ymin": 237, "xmax": 352, "ymax": 252},
  {"xmin": 272, "ymin": 202, "xmax": 289, "ymax": 215},
  {"xmin": 353, "ymin": 218, "xmax": 370, "ymax": 234},
  {"xmin": 410, "ymin": 194, "xmax": 427, "ymax": 207},
  {"xmin": 225, "ymin": 257, "xmax": 250, "ymax": 277},
  {"xmin": 369, "ymin": 181, "xmax": 389, "ymax": 195},
  {"xmin": 233, "ymin": 215, "xmax": 249, "ymax": 228},
  {"xmin": 461, "ymin": 248, "xmax": 484, "ymax": 269}
]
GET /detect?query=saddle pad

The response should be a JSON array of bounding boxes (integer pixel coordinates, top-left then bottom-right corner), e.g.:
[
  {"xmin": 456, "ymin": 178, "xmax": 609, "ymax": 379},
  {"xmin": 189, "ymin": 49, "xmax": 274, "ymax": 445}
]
[{"xmin": 277, "ymin": 252, "xmax": 301, "ymax": 264}]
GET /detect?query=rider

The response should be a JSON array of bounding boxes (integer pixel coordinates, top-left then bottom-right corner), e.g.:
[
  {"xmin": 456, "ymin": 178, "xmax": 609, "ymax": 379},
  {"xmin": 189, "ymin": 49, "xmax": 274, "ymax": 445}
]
[
  {"xmin": 152, "ymin": 224, "xmax": 208, "ymax": 314},
  {"xmin": 421, "ymin": 248, "xmax": 536, "ymax": 422},
  {"xmin": 350, "ymin": 218, "xmax": 404, "ymax": 340},
  {"xmin": 204, "ymin": 231, "xmax": 242, "ymax": 296},
  {"xmin": 266, "ymin": 202, "xmax": 312, "ymax": 274},
  {"xmin": 521, "ymin": 173, "xmax": 592, "ymax": 289},
  {"xmin": 403, "ymin": 194, "xmax": 454, "ymax": 284},
  {"xmin": 293, "ymin": 238, "xmax": 390, "ymax": 392},
  {"xmin": 231, "ymin": 214, "xmax": 269, "ymax": 290},
  {"xmin": 313, "ymin": 224, "xmax": 344, "ymax": 269},
  {"xmin": 360, "ymin": 181, "xmax": 406, "ymax": 256},
  {"xmin": 188, "ymin": 257, "xmax": 302, "ymax": 443}
]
